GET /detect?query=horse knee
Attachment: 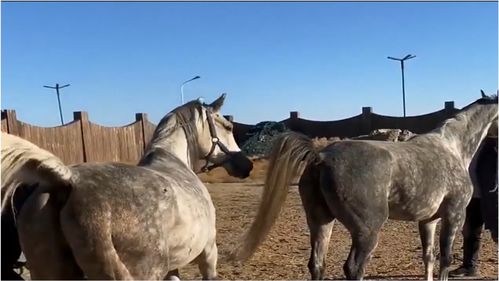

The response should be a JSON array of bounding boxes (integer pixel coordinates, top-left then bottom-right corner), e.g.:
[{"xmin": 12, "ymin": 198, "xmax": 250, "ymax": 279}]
[
  {"xmin": 423, "ymin": 251, "xmax": 435, "ymax": 264},
  {"xmin": 439, "ymin": 254, "xmax": 452, "ymax": 268}
]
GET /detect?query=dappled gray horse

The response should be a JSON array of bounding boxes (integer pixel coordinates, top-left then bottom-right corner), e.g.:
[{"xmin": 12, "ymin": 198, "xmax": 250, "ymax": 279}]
[
  {"xmin": 232, "ymin": 93, "xmax": 497, "ymax": 281},
  {"xmin": 4, "ymin": 94, "xmax": 253, "ymax": 280}
]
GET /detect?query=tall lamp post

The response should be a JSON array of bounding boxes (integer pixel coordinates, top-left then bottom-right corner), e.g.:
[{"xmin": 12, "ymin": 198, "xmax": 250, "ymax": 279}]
[
  {"xmin": 180, "ymin": 76, "xmax": 201, "ymax": 104},
  {"xmin": 43, "ymin": 83, "xmax": 71, "ymax": 125},
  {"xmin": 387, "ymin": 54, "xmax": 416, "ymax": 117}
]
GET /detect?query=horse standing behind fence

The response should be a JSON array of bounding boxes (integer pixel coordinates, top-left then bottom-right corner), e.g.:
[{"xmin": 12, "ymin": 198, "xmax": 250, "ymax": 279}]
[
  {"xmin": 4, "ymin": 94, "xmax": 253, "ymax": 280},
  {"xmin": 232, "ymin": 93, "xmax": 497, "ymax": 281}
]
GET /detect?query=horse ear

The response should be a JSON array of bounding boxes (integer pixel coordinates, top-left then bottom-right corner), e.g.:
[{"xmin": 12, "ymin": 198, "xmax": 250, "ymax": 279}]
[
  {"xmin": 481, "ymin": 89, "xmax": 487, "ymax": 98},
  {"xmin": 209, "ymin": 93, "xmax": 226, "ymax": 112}
]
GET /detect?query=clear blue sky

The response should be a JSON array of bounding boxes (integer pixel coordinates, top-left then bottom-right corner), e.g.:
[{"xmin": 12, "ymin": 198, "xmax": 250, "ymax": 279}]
[{"xmin": 1, "ymin": 2, "xmax": 497, "ymax": 127}]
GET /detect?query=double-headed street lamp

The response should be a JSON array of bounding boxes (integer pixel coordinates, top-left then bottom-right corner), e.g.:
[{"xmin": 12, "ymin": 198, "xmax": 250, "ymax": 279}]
[
  {"xmin": 387, "ymin": 54, "xmax": 416, "ymax": 117},
  {"xmin": 43, "ymin": 83, "xmax": 71, "ymax": 125},
  {"xmin": 180, "ymin": 76, "xmax": 201, "ymax": 104}
]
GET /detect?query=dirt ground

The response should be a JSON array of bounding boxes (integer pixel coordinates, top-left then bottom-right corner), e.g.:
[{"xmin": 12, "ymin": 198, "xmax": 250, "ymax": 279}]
[
  {"xmin": 176, "ymin": 182, "xmax": 498, "ymax": 280},
  {"xmin": 18, "ymin": 160, "xmax": 498, "ymax": 280}
]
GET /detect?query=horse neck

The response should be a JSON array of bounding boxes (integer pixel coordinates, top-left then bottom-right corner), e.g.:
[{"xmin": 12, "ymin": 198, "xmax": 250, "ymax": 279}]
[
  {"xmin": 437, "ymin": 105, "xmax": 496, "ymax": 167},
  {"xmin": 139, "ymin": 127, "xmax": 196, "ymax": 171}
]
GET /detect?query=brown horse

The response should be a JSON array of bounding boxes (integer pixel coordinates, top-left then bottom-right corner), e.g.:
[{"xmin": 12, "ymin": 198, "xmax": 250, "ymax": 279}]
[{"xmin": 233, "ymin": 93, "xmax": 497, "ymax": 281}]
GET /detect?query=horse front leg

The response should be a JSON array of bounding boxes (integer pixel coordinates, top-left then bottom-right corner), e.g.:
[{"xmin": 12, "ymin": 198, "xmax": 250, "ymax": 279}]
[
  {"xmin": 196, "ymin": 241, "xmax": 218, "ymax": 280},
  {"xmin": 418, "ymin": 219, "xmax": 439, "ymax": 281},
  {"xmin": 438, "ymin": 206, "xmax": 466, "ymax": 281}
]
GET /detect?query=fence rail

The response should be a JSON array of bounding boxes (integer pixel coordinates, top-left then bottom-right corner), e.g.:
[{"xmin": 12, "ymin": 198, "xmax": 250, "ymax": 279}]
[{"xmin": 1, "ymin": 101, "xmax": 458, "ymax": 164}]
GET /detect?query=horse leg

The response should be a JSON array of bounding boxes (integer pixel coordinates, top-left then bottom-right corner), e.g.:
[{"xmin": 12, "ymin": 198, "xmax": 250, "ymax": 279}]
[
  {"xmin": 195, "ymin": 240, "xmax": 218, "ymax": 280},
  {"xmin": 343, "ymin": 231, "xmax": 379, "ymax": 280},
  {"xmin": 418, "ymin": 219, "xmax": 439, "ymax": 281},
  {"xmin": 2, "ymin": 206, "xmax": 23, "ymax": 280},
  {"xmin": 17, "ymin": 190, "xmax": 83, "ymax": 280},
  {"xmin": 438, "ymin": 208, "xmax": 465, "ymax": 281},
  {"xmin": 299, "ymin": 166, "xmax": 335, "ymax": 280},
  {"xmin": 60, "ymin": 201, "xmax": 133, "ymax": 280},
  {"xmin": 165, "ymin": 269, "xmax": 180, "ymax": 280}
]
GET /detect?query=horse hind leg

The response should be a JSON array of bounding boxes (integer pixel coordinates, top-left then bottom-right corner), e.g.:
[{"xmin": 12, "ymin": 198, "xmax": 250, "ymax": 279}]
[
  {"xmin": 60, "ymin": 202, "xmax": 133, "ymax": 280},
  {"xmin": 2, "ymin": 205, "xmax": 23, "ymax": 280},
  {"xmin": 343, "ymin": 230, "xmax": 380, "ymax": 280},
  {"xmin": 164, "ymin": 269, "xmax": 180, "ymax": 280},
  {"xmin": 306, "ymin": 210, "xmax": 334, "ymax": 280},
  {"xmin": 418, "ymin": 219, "xmax": 440, "ymax": 281},
  {"xmin": 195, "ymin": 240, "xmax": 218, "ymax": 280},
  {"xmin": 17, "ymin": 190, "xmax": 83, "ymax": 280},
  {"xmin": 299, "ymin": 165, "xmax": 335, "ymax": 280}
]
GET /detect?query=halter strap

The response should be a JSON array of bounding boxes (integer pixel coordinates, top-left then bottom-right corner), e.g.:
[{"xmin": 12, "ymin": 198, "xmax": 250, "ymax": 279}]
[{"xmin": 201, "ymin": 107, "xmax": 232, "ymax": 172}]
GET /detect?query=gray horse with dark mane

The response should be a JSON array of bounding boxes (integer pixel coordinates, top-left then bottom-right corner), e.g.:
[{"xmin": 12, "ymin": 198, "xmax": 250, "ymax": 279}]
[
  {"xmin": 232, "ymin": 93, "xmax": 497, "ymax": 281},
  {"xmin": 2, "ymin": 94, "xmax": 253, "ymax": 280}
]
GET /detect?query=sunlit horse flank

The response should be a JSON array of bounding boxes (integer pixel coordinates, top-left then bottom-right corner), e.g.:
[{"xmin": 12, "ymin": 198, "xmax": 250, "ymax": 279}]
[
  {"xmin": 233, "ymin": 93, "xmax": 498, "ymax": 281},
  {"xmin": 7, "ymin": 94, "xmax": 253, "ymax": 280},
  {"xmin": 1, "ymin": 132, "xmax": 74, "ymax": 280}
]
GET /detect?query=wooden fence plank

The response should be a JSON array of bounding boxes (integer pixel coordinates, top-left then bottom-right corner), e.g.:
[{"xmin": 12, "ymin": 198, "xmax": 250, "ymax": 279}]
[{"xmin": 17, "ymin": 120, "xmax": 84, "ymax": 165}]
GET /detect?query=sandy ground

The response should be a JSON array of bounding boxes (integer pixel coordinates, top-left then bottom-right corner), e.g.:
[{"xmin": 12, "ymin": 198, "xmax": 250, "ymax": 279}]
[
  {"xmin": 175, "ymin": 183, "xmax": 498, "ymax": 280},
  {"xmin": 18, "ymin": 159, "xmax": 498, "ymax": 280}
]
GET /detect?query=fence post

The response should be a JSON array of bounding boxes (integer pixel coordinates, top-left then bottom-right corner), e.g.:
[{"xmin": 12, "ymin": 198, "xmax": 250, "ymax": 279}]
[
  {"xmin": 444, "ymin": 101, "xmax": 455, "ymax": 117},
  {"xmin": 288, "ymin": 111, "xmax": 300, "ymax": 131},
  {"xmin": 1, "ymin": 110, "xmax": 8, "ymax": 133},
  {"xmin": 74, "ymin": 111, "xmax": 90, "ymax": 162},
  {"xmin": 135, "ymin": 113, "xmax": 149, "ymax": 152},
  {"xmin": 361, "ymin": 107, "xmax": 372, "ymax": 135},
  {"xmin": 4, "ymin": 109, "xmax": 20, "ymax": 136}
]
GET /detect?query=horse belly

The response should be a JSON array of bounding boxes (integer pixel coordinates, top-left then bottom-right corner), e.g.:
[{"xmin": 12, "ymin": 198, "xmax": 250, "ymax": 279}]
[
  {"xmin": 388, "ymin": 191, "xmax": 445, "ymax": 221},
  {"xmin": 166, "ymin": 224, "xmax": 211, "ymax": 269}
]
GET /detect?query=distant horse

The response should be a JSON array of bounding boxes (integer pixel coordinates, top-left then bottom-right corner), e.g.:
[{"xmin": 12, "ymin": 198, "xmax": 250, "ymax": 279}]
[
  {"xmin": 4, "ymin": 94, "xmax": 253, "ymax": 280},
  {"xmin": 232, "ymin": 93, "xmax": 497, "ymax": 281}
]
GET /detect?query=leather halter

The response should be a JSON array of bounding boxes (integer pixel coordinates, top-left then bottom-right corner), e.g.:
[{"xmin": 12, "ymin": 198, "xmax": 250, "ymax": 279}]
[{"xmin": 201, "ymin": 107, "xmax": 232, "ymax": 172}]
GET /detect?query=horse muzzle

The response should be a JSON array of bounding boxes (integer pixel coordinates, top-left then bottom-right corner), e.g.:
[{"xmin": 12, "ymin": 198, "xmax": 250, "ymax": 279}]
[{"xmin": 222, "ymin": 152, "xmax": 253, "ymax": 179}]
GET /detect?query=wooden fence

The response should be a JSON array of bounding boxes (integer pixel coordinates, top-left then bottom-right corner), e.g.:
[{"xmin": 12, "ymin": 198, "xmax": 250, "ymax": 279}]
[
  {"xmin": 231, "ymin": 101, "xmax": 459, "ymax": 144},
  {"xmin": 1, "ymin": 100, "xmax": 458, "ymax": 164},
  {"xmin": 1, "ymin": 110, "xmax": 155, "ymax": 165}
]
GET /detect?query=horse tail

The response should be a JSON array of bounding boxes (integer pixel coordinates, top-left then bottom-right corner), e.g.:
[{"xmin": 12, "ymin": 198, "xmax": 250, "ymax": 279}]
[
  {"xmin": 232, "ymin": 131, "xmax": 320, "ymax": 261},
  {"xmin": 1, "ymin": 132, "xmax": 73, "ymax": 214}
]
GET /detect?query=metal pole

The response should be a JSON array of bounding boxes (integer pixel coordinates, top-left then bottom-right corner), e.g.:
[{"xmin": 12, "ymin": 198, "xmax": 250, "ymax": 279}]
[
  {"xmin": 401, "ymin": 61, "xmax": 406, "ymax": 117},
  {"xmin": 43, "ymin": 83, "xmax": 70, "ymax": 126},
  {"xmin": 55, "ymin": 84, "xmax": 64, "ymax": 124},
  {"xmin": 387, "ymin": 54, "xmax": 415, "ymax": 117}
]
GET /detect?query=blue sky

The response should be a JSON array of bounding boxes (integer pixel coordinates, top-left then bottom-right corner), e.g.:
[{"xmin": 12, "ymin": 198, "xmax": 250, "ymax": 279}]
[{"xmin": 1, "ymin": 2, "xmax": 497, "ymax": 127}]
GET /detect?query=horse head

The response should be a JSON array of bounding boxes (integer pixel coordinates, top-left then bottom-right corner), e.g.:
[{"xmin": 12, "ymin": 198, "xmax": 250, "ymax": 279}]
[{"xmin": 196, "ymin": 94, "xmax": 253, "ymax": 178}]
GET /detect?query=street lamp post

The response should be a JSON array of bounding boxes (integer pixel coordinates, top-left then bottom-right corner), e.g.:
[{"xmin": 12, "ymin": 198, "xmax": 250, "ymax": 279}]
[
  {"xmin": 43, "ymin": 83, "xmax": 71, "ymax": 125},
  {"xmin": 387, "ymin": 54, "xmax": 416, "ymax": 117},
  {"xmin": 180, "ymin": 76, "xmax": 201, "ymax": 104}
]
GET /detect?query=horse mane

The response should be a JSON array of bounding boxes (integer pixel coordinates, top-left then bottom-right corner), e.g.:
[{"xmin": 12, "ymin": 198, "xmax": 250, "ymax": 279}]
[
  {"xmin": 142, "ymin": 100, "xmax": 204, "ymax": 168},
  {"xmin": 414, "ymin": 95, "xmax": 498, "ymax": 140}
]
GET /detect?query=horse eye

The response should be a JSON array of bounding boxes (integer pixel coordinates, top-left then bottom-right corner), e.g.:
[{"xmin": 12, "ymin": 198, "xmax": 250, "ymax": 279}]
[{"xmin": 224, "ymin": 123, "xmax": 233, "ymax": 131}]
